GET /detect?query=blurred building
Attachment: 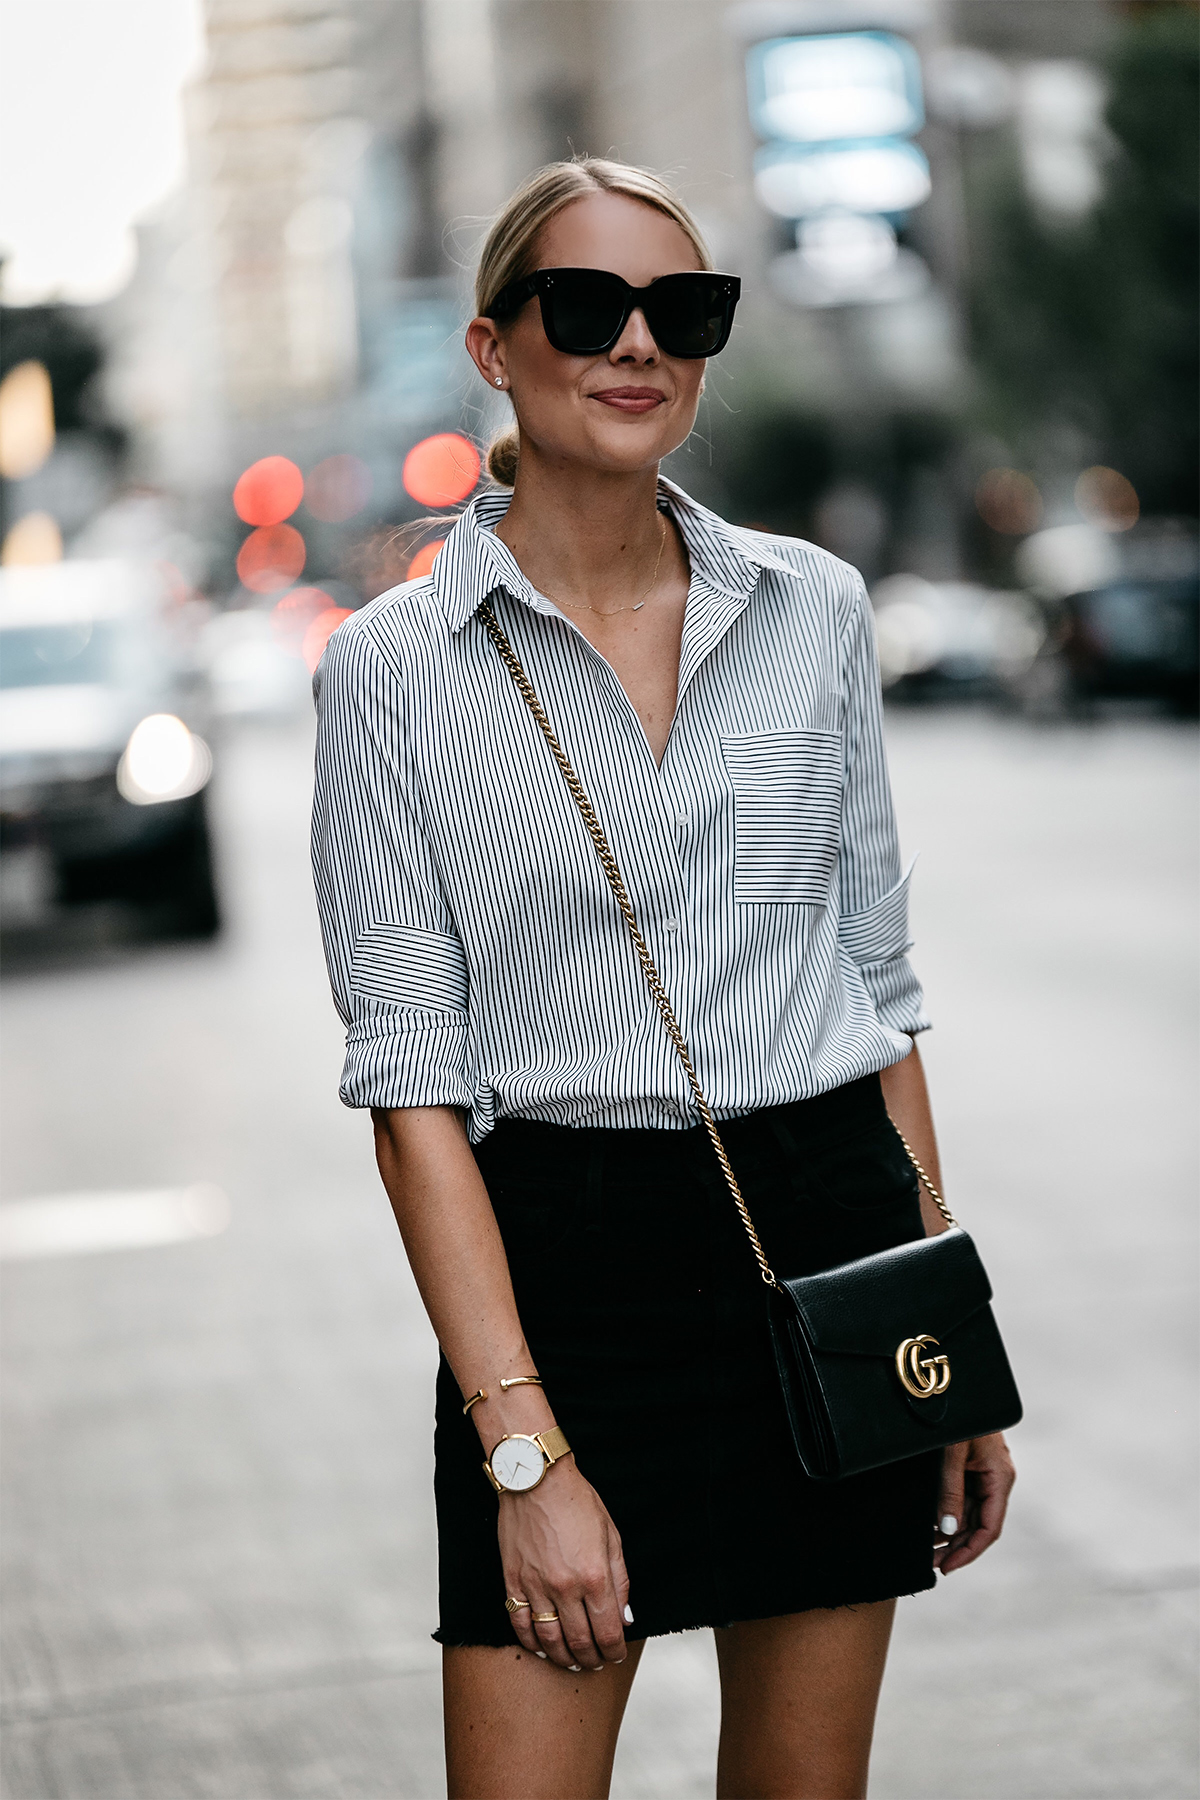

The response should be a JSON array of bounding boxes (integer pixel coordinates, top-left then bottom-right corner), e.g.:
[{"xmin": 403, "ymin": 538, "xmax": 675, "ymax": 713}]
[
  {"xmin": 113, "ymin": 0, "xmax": 766, "ymax": 518},
  {"xmin": 60, "ymin": 0, "xmax": 1192, "ymax": 605}
]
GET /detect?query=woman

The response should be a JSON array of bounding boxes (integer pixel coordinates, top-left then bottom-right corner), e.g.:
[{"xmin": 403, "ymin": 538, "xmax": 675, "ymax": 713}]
[{"xmin": 312, "ymin": 158, "xmax": 1015, "ymax": 1800}]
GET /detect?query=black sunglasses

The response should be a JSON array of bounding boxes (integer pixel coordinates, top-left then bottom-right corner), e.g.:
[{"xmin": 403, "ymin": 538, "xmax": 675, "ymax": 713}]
[{"xmin": 488, "ymin": 267, "xmax": 741, "ymax": 359}]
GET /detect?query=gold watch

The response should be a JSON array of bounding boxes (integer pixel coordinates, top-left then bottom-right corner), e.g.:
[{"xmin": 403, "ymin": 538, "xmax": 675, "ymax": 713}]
[{"xmin": 483, "ymin": 1426, "xmax": 572, "ymax": 1494}]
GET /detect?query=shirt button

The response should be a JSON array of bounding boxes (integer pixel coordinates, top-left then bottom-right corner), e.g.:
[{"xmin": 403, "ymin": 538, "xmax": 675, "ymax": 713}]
[
  {"xmin": 665, "ymin": 918, "xmax": 680, "ymax": 932},
  {"xmin": 676, "ymin": 814, "xmax": 688, "ymax": 829}
]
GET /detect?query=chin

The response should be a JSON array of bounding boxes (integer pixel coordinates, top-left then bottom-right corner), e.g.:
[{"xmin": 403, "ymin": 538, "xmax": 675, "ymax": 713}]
[{"xmin": 580, "ymin": 422, "xmax": 690, "ymax": 475}]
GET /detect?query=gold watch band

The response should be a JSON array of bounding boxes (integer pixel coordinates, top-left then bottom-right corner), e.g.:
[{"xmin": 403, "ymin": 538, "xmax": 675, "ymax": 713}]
[{"xmin": 533, "ymin": 1426, "xmax": 571, "ymax": 1466}]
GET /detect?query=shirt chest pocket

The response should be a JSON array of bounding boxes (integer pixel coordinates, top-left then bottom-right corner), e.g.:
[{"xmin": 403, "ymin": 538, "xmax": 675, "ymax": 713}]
[{"xmin": 720, "ymin": 729, "xmax": 843, "ymax": 905}]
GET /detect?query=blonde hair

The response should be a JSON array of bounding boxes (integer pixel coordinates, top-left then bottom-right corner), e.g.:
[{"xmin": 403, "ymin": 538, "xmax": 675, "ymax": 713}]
[{"xmin": 475, "ymin": 158, "xmax": 713, "ymax": 486}]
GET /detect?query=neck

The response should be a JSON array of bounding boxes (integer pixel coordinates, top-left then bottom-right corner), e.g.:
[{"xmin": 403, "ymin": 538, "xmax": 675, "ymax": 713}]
[{"xmin": 494, "ymin": 449, "xmax": 667, "ymax": 609}]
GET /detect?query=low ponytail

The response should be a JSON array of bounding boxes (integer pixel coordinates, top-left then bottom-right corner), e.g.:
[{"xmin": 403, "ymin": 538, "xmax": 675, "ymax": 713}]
[{"xmin": 486, "ymin": 427, "xmax": 519, "ymax": 487}]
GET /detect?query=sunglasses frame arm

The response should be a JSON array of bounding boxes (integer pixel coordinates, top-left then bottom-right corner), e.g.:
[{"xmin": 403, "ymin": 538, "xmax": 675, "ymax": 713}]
[{"xmin": 487, "ymin": 272, "xmax": 543, "ymax": 322}]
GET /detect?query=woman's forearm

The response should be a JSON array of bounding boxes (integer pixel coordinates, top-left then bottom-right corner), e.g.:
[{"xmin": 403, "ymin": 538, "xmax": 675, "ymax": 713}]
[
  {"xmin": 371, "ymin": 1105, "xmax": 557, "ymax": 1447},
  {"xmin": 878, "ymin": 1039, "xmax": 949, "ymax": 1236}
]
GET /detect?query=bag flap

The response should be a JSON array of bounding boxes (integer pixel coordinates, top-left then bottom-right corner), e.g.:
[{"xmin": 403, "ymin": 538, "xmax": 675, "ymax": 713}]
[{"xmin": 778, "ymin": 1228, "xmax": 994, "ymax": 1356}]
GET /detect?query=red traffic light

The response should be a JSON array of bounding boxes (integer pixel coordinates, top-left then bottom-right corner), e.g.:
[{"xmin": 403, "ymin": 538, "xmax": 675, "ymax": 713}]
[
  {"xmin": 237, "ymin": 523, "xmax": 306, "ymax": 592},
  {"xmin": 402, "ymin": 434, "xmax": 481, "ymax": 508},
  {"xmin": 233, "ymin": 457, "xmax": 304, "ymax": 526}
]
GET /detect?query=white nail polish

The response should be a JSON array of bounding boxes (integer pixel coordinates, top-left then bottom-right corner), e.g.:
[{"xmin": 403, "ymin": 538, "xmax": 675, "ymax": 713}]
[
  {"xmin": 535, "ymin": 1651, "xmax": 547, "ymax": 1659},
  {"xmin": 568, "ymin": 1663, "xmax": 581, "ymax": 1672},
  {"xmin": 623, "ymin": 1604, "xmax": 634, "ymax": 1624},
  {"xmin": 940, "ymin": 1514, "xmax": 959, "ymax": 1535}
]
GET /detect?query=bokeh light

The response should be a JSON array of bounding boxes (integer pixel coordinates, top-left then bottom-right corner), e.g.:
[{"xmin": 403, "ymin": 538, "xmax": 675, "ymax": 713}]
[
  {"xmin": 237, "ymin": 523, "xmax": 306, "ymax": 592},
  {"xmin": 118, "ymin": 713, "xmax": 210, "ymax": 805},
  {"xmin": 233, "ymin": 456, "xmax": 304, "ymax": 527},
  {"xmin": 306, "ymin": 454, "xmax": 372, "ymax": 523},
  {"xmin": 402, "ymin": 434, "xmax": 481, "ymax": 507},
  {"xmin": 0, "ymin": 361, "xmax": 56, "ymax": 480},
  {"xmin": 975, "ymin": 468, "xmax": 1043, "ymax": 535},
  {"xmin": 1, "ymin": 511, "xmax": 63, "ymax": 566},
  {"xmin": 1075, "ymin": 465, "xmax": 1139, "ymax": 532},
  {"xmin": 302, "ymin": 606, "xmax": 353, "ymax": 674},
  {"xmin": 156, "ymin": 560, "xmax": 193, "ymax": 607},
  {"xmin": 406, "ymin": 539, "xmax": 446, "ymax": 580},
  {"xmin": 271, "ymin": 585, "xmax": 334, "ymax": 650}
]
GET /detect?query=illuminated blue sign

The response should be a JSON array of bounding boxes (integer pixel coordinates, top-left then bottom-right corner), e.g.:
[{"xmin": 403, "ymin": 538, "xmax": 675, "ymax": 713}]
[
  {"xmin": 754, "ymin": 138, "xmax": 931, "ymax": 219},
  {"xmin": 746, "ymin": 32, "xmax": 924, "ymax": 145}
]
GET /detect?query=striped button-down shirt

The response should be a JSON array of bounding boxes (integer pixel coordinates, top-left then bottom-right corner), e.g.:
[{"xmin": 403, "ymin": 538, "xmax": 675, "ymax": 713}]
[{"xmin": 311, "ymin": 478, "xmax": 928, "ymax": 1140}]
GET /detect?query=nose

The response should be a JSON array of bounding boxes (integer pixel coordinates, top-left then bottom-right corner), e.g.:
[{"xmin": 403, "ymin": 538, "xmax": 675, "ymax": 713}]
[{"xmin": 609, "ymin": 306, "xmax": 659, "ymax": 364}]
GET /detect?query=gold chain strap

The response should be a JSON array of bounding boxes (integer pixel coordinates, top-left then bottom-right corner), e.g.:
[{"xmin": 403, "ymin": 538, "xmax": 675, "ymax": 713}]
[
  {"xmin": 893, "ymin": 1132, "xmax": 958, "ymax": 1227},
  {"xmin": 478, "ymin": 598, "xmax": 956, "ymax": 1284}
]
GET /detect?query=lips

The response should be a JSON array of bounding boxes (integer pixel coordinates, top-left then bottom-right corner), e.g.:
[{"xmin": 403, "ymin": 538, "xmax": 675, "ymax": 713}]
[{"xmin": 590, "ymin": 386, "xmax": 667, "ymax": 413}]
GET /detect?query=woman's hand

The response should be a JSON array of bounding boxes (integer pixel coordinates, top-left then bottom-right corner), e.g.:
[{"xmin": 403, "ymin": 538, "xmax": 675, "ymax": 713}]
[
  {"xmin": 934, "ymin": 1432, "xmax": 1015, "ymax": 1573},
  {"xmin": 500, "ymin": 1459, "xmax": 630, "ymax": 1672}
]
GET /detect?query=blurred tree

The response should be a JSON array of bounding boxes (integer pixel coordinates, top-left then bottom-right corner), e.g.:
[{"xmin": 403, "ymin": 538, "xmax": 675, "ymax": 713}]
[
  {"xmin": 968, "ymin": 3, "xmax": 1199, "ymax": 517},
  {"xmin": 718, "ymin": 411, "xmax": 836, "ymax": 536},
  {"xmin": 0, "ymin": 305, "xmax": 104, "ymax": 433},
  {"xmin": 0, "ymin": 304, "xmax": 127, "ymax": 540}
]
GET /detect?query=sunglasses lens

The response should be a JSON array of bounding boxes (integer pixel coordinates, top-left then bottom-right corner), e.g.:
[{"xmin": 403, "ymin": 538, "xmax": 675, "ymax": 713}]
[
  {"xmin": 544, "ymin": 272, "xmax": 628, "ymax": 354},
  {"xmin": 537, "ymin": 271, "xmax": 737, "ymax": 357},
  {"xmin": 648, "ymin": 277, "xmax": 732, "ymax": 357}
]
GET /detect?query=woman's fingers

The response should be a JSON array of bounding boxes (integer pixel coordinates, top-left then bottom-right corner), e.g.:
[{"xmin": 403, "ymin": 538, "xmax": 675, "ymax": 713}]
[
  {"xmin": 585, "ymin": 1563, "xmax": 628, "ymax": 1665},
  {"xmin": 609, "ymin": 1532, "xmax": 633, "ymax": 1633},
  {"xmin": 940, "ymin": 1434, "xmax": 1016, "ymax": 1574},
  {"xmin": 522, "ymin": 1583, "xmax": 593, "ymax": 1671},
  {"xmin": 934, "ymin": 1441, "xmax": 968, "ymax": 1570},
  {"xmin": 558, "ymin": 1595, "xmax": 607, "ymax": 1671},
  {"xmin": 506, "ymin": 1552, "xmax": 628, "ymax": 1671},
  {"xmin": 498, "ymin": 1477, "xmax": 630, "ymax": 1671},
  {"xmin": 529, "ymin": 1607, "xmax": 575, "ymax": 1669},
  {"xmin": 503, "ymin": 1592, "xmax": 543, "ymax": 1658}
]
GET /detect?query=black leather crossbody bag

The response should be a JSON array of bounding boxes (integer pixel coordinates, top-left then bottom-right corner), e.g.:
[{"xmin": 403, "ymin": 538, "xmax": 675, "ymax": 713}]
[{"xmin": 480, "ymin": 599, "xmax": 1022, "ymax": 1482}]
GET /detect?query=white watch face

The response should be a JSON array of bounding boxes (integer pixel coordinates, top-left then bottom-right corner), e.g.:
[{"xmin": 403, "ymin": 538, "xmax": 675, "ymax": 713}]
[{"xmin": 490, "ymin": 1435, "xmax": 546, "ymax": 1492}]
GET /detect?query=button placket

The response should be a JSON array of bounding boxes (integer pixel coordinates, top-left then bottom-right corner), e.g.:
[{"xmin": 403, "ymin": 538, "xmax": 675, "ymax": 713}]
[{"xmin": 499, "ymin": 591, "xmax": 699, "ymax": 1124}]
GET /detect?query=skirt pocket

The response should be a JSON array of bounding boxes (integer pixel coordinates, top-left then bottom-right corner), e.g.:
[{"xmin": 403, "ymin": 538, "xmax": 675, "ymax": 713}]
[
  {"xmin": 762, "ymin": 1118, "xmax": 925, "ymax": 1278},
  {"xmin": 805, "ymin": 1126, "xmax": 921, "ymax": 1214}
]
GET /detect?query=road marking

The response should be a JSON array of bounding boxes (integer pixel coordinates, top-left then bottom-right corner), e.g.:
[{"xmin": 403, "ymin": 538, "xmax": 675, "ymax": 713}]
[{"xmin": 0, "ymin": 1185, "xmax": 230, "ymax": 1261}]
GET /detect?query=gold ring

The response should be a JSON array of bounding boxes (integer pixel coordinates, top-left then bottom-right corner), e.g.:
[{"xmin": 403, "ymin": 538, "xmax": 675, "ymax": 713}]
[
  {"xmin": 505, "ymin": 1596, "xmax": 530, "ymax": 1614},
  {"xmin": 531, "ymin": 1610, "xmax": 559, "ymax": 1624}
]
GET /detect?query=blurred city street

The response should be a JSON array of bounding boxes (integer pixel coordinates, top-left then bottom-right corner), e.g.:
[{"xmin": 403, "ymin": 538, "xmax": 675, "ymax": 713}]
[
  {"xmin": 2, "ymin": 705, "xmax": 1195, "ymax": 1800},
  {"xmin": 1, "ymin": 0, "xmax": 1196, "ymax": 1795}
]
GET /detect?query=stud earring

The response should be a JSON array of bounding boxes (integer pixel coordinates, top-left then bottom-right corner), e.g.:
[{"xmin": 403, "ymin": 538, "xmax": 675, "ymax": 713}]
[{"xmin": 494, "ymin": 377, "xmax": 504, "ymax": 388}]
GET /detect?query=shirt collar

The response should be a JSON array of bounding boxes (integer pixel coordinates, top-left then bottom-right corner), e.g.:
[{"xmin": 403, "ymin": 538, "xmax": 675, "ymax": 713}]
[{"xmin": 433, "ymin": 475, "xmax": 793, "ymax": 634}]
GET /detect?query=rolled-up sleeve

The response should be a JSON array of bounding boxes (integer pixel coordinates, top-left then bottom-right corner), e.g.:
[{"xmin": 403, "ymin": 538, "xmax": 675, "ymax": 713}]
[
  {"xmin": 311, "ymin": 618, "xmax": 472, "ymax": 1110},
  {"xmin": 836, "ymin": 580, "xmax": 930, "ymax": 1037}
]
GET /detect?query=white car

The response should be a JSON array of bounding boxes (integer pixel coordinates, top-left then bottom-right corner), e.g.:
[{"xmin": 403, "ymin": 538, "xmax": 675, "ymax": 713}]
[{"xmin": 0, "ymin": 560, "xmax": 219, "ymax": 938}]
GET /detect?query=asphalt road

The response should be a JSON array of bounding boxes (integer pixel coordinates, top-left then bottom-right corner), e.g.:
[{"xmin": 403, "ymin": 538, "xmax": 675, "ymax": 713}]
[{"xmin": 2, "ymin": 706, "xmax": 1196, "ymax": 1800}]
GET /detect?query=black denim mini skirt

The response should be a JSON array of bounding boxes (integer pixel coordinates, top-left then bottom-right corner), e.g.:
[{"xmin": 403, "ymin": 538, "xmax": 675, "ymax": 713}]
[{"xmin": 432, "ymin": 1073, "xmax": 940, "ymax": 1647}]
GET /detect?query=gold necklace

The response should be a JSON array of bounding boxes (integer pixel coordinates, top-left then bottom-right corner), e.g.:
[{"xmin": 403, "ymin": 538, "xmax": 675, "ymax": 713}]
[{"xmin": 546, "ymin": 514, "xmax": 668, "ymax": 619}]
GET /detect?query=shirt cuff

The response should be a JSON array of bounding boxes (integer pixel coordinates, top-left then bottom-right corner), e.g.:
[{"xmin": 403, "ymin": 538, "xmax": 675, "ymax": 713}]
[
  {"xmin": 839, "ymin": 859, "xmax": 930, "ymax": 1035},
  {"xmin": 853, "ymin": 954, "xmax": 931, "ymax": 1036},
  {"xmin": 838, "ymin": 859, "xmax": 916, "ymax": 963},
  {"xmin": 339, "ymin": 1015, "xmax": 472, "ymax": 1110},
  {"xmin": 349, "ymin": 922, "xmax": 469, "ymax": 1010}
]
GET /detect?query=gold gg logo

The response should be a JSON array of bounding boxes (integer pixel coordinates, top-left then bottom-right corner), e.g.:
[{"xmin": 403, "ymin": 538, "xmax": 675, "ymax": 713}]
[{"xmin": 895, "ymin": 1335, "xmax": 951, "ymax": 1399}]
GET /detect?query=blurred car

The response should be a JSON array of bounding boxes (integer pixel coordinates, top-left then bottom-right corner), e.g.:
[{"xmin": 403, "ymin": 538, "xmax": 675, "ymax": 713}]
[
  {"xmin": 869, "ymin": 574, "xmax": 1046, "ymax": 699},
  {"xmin": 1059, "ymin": 575, "xmax": 1199, "ymax": 712},
  {"xmin": 200, "ymin": 605, "xmax": 314, "ymax": 721},
  {"xmin": 0, "ymin": 560, "xmax": 219, "ymax": 937},
  {"xmin": 1016, "ymin": 519, "xmax": 1199, "ymax": 713}
]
